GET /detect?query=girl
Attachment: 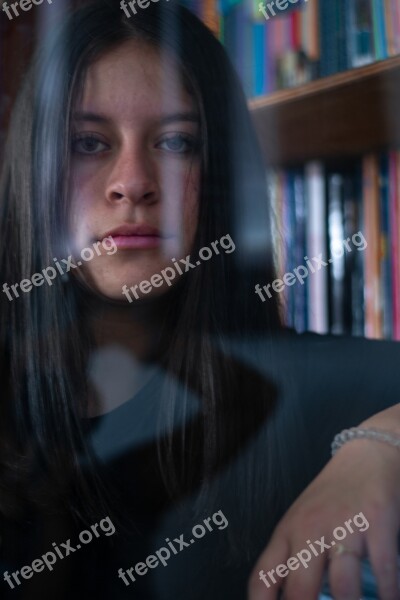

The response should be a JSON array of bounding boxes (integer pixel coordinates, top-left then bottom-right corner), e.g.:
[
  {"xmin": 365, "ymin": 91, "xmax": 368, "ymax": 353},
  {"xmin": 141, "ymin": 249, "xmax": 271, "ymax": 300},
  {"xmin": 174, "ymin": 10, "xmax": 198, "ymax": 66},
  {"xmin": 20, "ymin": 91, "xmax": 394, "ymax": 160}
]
[{"xmin": 1, "ymin": 2, "xmax": 400, "ymax": 599}]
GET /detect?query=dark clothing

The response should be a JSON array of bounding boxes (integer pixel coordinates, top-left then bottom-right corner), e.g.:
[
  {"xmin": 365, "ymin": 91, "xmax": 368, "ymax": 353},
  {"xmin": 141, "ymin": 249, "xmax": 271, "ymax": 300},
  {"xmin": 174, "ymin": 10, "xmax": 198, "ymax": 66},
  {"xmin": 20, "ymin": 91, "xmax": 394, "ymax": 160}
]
[{"xmin": 1, "ymin": 331, "xmax": 400, "ymax": 599}]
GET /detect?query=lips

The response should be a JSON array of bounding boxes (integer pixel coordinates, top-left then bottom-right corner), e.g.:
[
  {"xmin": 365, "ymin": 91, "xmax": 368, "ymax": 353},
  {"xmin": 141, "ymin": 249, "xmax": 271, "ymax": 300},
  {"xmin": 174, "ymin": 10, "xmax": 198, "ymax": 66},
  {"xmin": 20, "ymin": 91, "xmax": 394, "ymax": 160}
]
[{"xmin": 100, "ymin": 223, "xmax": 162, "ymax": 250}]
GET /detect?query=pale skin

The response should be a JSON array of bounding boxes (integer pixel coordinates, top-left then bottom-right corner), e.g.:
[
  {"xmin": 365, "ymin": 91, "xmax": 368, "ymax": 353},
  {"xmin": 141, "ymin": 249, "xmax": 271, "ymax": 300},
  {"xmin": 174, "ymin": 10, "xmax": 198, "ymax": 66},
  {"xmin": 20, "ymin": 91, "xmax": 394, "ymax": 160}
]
[
  {"xmin": 68, "ymin": 40, "xmax": 400, "ymax": 600},
  {"xmin": 249, "ymin": 408, "xmax": 400, "ymax": 600},
  {"xmin": 68, "ymin": 40, "xmax": 200, "ymax": 412}
]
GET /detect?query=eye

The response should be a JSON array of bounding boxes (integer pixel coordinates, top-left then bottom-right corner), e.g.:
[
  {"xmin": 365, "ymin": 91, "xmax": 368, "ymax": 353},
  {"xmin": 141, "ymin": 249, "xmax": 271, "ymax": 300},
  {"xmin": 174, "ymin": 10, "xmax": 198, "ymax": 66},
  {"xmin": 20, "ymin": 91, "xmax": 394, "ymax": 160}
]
[
  {"xmin": 156, "ymin": 134, "xmax": 199, "ymax": 154},
  {"xmin": 71, "ymin": 134, "xmax": 109, "ymax": 155}
]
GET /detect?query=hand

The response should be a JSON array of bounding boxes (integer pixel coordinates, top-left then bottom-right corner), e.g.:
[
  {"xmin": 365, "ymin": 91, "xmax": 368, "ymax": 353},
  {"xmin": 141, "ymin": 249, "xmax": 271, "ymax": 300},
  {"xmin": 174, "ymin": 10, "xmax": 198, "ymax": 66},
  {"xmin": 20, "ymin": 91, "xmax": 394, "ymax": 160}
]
[{"xmin": 248, "ymin": 428, "xmax": 400, "ymax": 600}]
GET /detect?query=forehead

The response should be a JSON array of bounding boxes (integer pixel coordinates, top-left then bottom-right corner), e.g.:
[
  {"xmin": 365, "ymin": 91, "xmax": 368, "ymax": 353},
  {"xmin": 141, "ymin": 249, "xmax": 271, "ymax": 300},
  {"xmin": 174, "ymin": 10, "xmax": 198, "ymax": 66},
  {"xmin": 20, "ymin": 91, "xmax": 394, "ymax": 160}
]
[{"xmin": 76, "ymin": 39, "xmax": 195, "ymax": 119}]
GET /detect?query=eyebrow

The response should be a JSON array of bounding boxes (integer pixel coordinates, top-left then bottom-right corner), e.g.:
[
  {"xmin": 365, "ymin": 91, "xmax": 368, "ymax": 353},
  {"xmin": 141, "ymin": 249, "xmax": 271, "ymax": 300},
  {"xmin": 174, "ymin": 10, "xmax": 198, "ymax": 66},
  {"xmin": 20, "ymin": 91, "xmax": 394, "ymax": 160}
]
[{"xmin": 72, "ymin": 111, "xmax": 200, "ymax": 125}]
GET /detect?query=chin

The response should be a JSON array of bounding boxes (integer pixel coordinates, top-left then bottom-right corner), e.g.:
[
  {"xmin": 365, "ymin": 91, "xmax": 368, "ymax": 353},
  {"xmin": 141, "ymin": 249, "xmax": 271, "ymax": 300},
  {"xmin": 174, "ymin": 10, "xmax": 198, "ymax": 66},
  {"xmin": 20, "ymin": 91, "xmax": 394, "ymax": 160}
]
[{"xmin": 75, "ymin": 267, "xmax": 185, "ymax": 304}]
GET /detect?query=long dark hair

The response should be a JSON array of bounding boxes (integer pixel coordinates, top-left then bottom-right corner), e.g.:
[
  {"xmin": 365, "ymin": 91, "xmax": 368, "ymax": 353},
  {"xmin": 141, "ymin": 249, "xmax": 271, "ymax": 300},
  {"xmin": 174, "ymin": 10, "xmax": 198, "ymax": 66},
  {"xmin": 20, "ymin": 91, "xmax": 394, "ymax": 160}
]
[{"xmin": 0, "ymin": 0, "xmax": 287, "ymax": 553}]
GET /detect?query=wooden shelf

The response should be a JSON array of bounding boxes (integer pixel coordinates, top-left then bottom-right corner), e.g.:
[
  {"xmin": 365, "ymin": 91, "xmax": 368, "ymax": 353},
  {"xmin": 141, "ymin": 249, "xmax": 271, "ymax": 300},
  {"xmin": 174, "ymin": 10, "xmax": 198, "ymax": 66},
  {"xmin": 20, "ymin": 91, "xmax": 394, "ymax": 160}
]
[{"xmin": 249, "ymin": 55, "xmax": 400, "ymax": 166}]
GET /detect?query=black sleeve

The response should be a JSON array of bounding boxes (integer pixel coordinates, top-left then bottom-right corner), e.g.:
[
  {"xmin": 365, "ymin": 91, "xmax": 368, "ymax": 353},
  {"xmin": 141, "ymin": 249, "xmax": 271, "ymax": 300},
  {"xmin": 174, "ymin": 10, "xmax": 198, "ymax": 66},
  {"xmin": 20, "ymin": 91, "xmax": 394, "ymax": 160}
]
[{"xmin": 297, "ymin": 332, "xmax": 400, "ymax": 472}]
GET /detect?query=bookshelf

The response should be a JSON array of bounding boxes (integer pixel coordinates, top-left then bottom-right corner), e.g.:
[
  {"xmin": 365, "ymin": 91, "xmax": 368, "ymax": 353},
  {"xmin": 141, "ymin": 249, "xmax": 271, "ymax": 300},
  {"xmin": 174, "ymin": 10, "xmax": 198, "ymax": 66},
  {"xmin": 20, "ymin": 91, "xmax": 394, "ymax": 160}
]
[
  {"xmin": 247, "ymin": 47, "xmax": 400, "ymax": 339},
  {"xmin": 226, "ymin": 0, "xmax": 400, "ymax": 341},
  {"xmin": 249, "ymin": 56, "xmax": 400, "ymax": 166}
]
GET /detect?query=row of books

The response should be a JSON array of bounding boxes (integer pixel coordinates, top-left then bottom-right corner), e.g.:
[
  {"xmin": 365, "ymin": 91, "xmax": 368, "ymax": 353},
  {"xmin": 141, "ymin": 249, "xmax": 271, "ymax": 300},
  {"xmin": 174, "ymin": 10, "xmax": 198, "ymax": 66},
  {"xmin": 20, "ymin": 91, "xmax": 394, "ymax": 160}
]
[
  {"xmin": 221, "ymin": 0, "xmax": 318, "ymax": 96},
  {"xmin": 184, "ymin": 0, "xmax": 400, "ymax": 97},
  {"xmin": 268, "ymin": 152, "xmax": 400, "ymax": 340},
  {"xmin": 319, "ymin": 0, "xmax": 400, "ymax": 75}
]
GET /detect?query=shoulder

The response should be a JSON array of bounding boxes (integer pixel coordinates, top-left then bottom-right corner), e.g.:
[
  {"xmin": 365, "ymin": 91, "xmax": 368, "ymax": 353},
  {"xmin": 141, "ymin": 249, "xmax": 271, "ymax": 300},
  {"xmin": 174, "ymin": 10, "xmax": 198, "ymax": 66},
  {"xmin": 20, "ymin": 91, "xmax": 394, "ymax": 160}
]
[
  {"xmin": 215, "ymin": 329, "xmax": 400, "ymax": 457},
  {"xmin": 217, "ymin": 328, "xmax": 400, "ymax": 390}
]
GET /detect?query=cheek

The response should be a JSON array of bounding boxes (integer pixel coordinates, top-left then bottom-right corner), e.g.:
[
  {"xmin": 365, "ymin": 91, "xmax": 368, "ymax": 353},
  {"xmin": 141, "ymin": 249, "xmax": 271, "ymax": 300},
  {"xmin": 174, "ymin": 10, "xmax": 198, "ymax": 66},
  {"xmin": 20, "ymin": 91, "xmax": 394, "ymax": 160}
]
[
  {"xmin": 69, "ymin": 196, "xmax": 95, "ymax": 252},
  {"xmin": 68, "ymin": 170, "xmax": 104, "ymax": 251}
]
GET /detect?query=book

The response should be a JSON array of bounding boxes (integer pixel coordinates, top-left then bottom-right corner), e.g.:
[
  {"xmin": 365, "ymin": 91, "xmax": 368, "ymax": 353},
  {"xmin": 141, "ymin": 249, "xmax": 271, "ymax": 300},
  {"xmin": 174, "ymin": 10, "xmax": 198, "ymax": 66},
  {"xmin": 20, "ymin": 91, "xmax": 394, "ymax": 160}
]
[
  {"xmin": 214, "ymin": 0, "xmax": 396, "ymax": 97},
  {"xmin": 378, "ymin": 153, "xmax": 393, "ymax": 338},
  {"xmin": 390, "ymin": 151, "xmax": 400, "ymax": 340},
  {"xmin": 327, "ymin": 173, "xmax": 346, "ymax": 334},
  {"xmin": 305, "ymin": 161, "xmax": 328, "ymax": 334},
  {"xmin": 267, "ymin": 152, "xmax": 400, "ymax": 340},
  {"xmin": 362, "ymin": 154, "xmax": 383, "ymax": 339}
]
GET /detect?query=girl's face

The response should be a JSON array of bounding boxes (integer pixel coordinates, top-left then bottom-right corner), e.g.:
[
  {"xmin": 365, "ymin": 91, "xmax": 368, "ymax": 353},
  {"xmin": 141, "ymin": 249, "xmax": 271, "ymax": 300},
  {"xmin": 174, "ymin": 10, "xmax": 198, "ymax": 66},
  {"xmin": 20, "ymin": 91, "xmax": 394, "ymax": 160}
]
[{"xmin": 69, "ymin": 40, "xmax": 201, "ymax": 302}]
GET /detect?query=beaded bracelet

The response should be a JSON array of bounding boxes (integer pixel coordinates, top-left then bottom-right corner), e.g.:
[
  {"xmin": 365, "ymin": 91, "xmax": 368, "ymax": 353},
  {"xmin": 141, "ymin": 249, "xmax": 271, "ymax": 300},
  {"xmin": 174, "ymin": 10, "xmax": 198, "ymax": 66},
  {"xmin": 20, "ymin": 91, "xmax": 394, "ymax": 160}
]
[{"xmin": 331, "ymin": 427, "xmax": 400, "ymax": 457}]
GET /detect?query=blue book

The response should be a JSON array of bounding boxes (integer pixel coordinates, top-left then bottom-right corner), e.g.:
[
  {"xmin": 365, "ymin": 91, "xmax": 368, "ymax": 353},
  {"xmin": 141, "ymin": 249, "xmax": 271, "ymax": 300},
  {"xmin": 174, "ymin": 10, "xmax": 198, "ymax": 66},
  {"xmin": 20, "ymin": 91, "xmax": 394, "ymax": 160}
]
[
  {"xmin": 253, "ymin": 22, "xmax": 266, "ymax": 96},
  {"xmin": 319, "ymin": 0, "xmax": 338, "ymax": 77},
  {"xmin": 218, "ymin": 0, "xmax": 242, "ymax": 16},
  {"xmin": 337, "ymin": 0, "xmax": 350, "ymax": 71}
]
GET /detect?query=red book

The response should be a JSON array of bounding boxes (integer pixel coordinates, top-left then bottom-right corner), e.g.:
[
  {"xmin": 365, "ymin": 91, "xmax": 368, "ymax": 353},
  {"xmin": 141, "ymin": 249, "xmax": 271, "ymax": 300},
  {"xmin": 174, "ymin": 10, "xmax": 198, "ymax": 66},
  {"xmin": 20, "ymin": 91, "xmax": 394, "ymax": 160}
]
[{"xmin": 292, "ymin": 9, "xmax": 301, "ymax": 51}]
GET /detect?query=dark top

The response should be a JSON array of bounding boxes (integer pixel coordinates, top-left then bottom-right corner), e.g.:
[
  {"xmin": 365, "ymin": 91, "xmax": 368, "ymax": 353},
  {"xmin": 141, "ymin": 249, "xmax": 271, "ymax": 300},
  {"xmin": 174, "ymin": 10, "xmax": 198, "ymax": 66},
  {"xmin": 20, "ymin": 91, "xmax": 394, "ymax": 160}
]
[{"xmin": 1, "ymin": 330, "xmax": 400, "ymax": 600}]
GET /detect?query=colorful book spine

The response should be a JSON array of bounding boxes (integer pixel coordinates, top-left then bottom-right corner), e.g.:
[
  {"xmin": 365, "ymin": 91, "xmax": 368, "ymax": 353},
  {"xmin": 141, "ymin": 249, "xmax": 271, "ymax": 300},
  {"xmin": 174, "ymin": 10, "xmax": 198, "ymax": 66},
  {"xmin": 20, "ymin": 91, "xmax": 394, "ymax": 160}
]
[
  {"xmin": 378, "ymin": 153, "xmax": 392, "ymax": 338},
  {"xmin": 362, "ymin": 154, "xmax": 383, "ymax": 339},
  {"xmin": 343, "ymin": 170, "xmax": 365, "ymax": 336},
  {"xmin": 348, "ymin": 0, "xmax": 375, "ymax": 67},
  {"xmin": 267, "ymin": 152, "xmax": 400, "ymax": 339},
  {"xmin": 305, "ymin": 161, "xmax": 328, "ymax": 334},
  {"xmin": 319, "ymin": 0, "xmax": 338, "ymax": 77},
  {"xmin": 217, "ymin": 0, "xmax": 398, "ymax": 97},
  {"xmin": 327, "ymin": 173, "xmax": 346, "ymax": 334},
  {"xmin": 293, "ymin": 169, "xmax": 308, "ymax": 332},
  {"xmin": 383, "ymin": 0, "xmax": 395, "ymax": 56},
  {"xmin": 202, "ymin": 0, "xmax": 221, "ymax": 34},
  {"xmin": 253, "ymin": 21, "xmax": 266, "ymax": 96},
  {"xmin": 390, "ymin": 152, "xmax": 400, "ymax": 340},
  {"xmin": 392, "ymin": 0, "xmax": 400, "ymax": 55},
  {"xmin": 371, "ymin": 0, "xmax": 389, "ymax": 59}
]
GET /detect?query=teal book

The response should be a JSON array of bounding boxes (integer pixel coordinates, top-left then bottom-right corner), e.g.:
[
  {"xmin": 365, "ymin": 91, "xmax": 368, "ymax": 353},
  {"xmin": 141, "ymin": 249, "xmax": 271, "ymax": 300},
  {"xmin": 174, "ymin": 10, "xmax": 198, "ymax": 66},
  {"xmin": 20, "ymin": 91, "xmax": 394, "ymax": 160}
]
[
  {"xmin": 371, "ymin": 0, "xmax": 388, "ymax": 59},
  {"xmin": 253, "ymin": 21, "xmax": 266, "ymax": 96},
  {"xmin": 348, "ymin": 0, "xmax": 374, "ymax": 67}
]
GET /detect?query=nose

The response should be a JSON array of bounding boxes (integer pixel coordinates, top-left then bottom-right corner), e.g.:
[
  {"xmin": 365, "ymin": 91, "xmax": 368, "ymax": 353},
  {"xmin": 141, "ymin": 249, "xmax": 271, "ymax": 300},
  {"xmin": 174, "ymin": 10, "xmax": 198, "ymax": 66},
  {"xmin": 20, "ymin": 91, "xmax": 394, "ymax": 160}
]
[{"xmin": 105, "ymin": 146, "xmax": 159, "ymax": 206}]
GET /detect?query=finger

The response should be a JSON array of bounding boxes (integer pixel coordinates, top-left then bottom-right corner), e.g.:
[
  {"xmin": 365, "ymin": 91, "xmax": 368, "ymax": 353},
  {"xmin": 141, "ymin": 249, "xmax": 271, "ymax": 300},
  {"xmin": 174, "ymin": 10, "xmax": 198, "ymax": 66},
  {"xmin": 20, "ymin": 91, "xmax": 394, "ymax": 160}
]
[
  {"xmin": 366, "ymin": 508, "xmax": 400, "ymax": 600},
  {"xmin": 248, "ymin": 536, "xmax": 290, "ymax": 600},
  {"xmin": 328, "ymin": 547, "xmax": 362, "ymax": 600},
  {"xmin": 279, "ymin": 550, "xmax": 326, "ymax": 600}
]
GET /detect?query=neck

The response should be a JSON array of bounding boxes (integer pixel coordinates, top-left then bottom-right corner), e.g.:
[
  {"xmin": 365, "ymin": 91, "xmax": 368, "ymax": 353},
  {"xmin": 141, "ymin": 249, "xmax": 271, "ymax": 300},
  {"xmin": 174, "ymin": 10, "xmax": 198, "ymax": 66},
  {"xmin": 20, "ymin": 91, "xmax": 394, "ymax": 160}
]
[
  {"xmin": 79, "ymin": 286, "xmax": 177, "ymax": 416},
  {"xmin": 85, "ymin": 289, "xmax": 175, "ymax": 361}
]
